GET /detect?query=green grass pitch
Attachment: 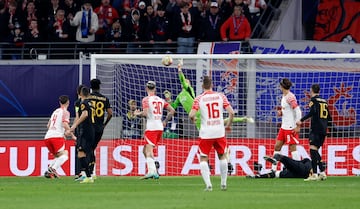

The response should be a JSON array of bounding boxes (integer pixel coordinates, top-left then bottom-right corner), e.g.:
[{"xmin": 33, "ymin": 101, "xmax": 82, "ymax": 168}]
[{"xmin": 0, "ymin": 176, "xmax": 359, "ymax": 209}]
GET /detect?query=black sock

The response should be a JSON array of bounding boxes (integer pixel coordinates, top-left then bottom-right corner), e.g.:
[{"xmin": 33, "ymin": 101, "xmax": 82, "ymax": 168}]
[
  {"xmin": 319, "ymin": 160, "xmax": 325, "ymax": 172},
  {"xmin": 310, "ymin": 149, "xmax": 320, "ymax": 174},
  {"xmin": 79, "ymin": 157, "xmax": 91, "ymax": 177}
]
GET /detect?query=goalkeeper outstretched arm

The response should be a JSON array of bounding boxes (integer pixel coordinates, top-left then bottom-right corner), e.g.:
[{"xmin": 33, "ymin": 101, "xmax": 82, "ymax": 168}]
[
  {"xmin": 178, "ymin": 64, "xmax": 195, "ymax": 99},
  {"xmin": 164, "ymin": 61, "xmax": 196, "ymax": 114}
]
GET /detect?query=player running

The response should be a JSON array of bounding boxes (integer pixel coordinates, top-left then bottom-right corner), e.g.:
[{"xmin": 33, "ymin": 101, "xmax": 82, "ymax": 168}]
[{"xmin": 44, "ymin": 95, "xmax": 74, "ymax": 179}]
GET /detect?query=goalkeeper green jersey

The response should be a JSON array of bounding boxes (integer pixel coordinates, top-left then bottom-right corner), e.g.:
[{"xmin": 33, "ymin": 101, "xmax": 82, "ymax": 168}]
[{"xmin": 171, "ymin": 72, "xmax": 201, "ymax": 129}]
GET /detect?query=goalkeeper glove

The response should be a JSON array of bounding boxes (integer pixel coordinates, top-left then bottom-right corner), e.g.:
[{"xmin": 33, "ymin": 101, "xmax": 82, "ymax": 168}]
[
  {"xmin": 163, "ymin": 90, "xmax": 172, "ymax": 102},
  {"xmin": 177, "ymin": 59, "xmax": 183, "ymax": 71},
  {"xmin": 178, "ymin": 58, "xmax": 183, "ymax": 67}
]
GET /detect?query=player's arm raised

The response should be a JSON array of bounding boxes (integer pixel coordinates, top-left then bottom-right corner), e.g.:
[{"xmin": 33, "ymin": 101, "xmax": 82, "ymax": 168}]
[{"xmin": 177, "ymin": 59, "xmax": 191, "ymax": 90}]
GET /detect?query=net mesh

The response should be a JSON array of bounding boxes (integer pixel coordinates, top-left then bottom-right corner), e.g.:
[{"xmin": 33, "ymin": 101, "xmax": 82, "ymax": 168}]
[{"xmin": 92, "ymin": 54, "xmax": 360, "ymax": 176}]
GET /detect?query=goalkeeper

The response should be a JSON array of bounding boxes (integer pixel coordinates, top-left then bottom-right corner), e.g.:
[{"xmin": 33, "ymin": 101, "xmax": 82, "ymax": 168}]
[{"xmin": 163, "ymin": 60, "xmax": 254, "ymax": 130}]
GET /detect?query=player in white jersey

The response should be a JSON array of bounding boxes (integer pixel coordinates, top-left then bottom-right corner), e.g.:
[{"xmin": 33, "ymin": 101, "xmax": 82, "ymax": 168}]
[
  {"xmin": 44, "ymin": 95, "xmax": 75, "ymax": 178},
  {"xmin": 271, "ymin": 78, "xmax": 302, "ymax": 171},
  {"xmin": 135, "ymin": 81, "xmax": 175, "ymax": 179},
  {"xmin": 189, "ymin": 76, "xmax": 234, "ymax": 191}
]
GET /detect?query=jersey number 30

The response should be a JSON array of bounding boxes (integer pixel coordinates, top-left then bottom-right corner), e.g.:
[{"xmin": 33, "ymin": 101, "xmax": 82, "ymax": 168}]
[{"xmin": 152, "ymin": 101, "xmax": 163, "ymax": 115}]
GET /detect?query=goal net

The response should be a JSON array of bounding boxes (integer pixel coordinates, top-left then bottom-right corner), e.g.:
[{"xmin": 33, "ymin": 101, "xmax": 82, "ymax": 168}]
[{"xmin": 90, "ymin": 53, "xmax": 360, "ymax": 177}]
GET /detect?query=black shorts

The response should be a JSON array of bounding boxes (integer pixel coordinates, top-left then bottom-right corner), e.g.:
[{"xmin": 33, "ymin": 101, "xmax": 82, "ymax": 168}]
[
  {"xmin": 309, "ymin": 132, "xmax": 326, "ymax": 148},
  {"xmin": 77, "ymin": 130, "xmax": 95, "ymax": 154}
]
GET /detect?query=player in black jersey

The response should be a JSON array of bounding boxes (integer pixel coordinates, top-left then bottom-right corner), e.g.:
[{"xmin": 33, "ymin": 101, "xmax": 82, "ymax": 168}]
[
  {"xmin": 297, "ymin": 84, "xmax": 332, "ymax": 181},
  {"xmin": 89, "ymin": 79, "xmax": 113, "ymax": 177},
  {"xmin": 74, "ymin": 84, "xmax": 84, "ymax": 180},
  {"xmin": 69, "ymin": 86, "xmax": 95, "ymax": 183},
  {"xmin": 247, "ymin": 154, "xmax": 313, "ymax": 179}
]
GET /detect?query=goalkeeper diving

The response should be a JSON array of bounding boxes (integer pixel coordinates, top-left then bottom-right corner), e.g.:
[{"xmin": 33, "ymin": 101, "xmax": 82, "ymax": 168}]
[
  {"xmin": 163, "ymin": 59, "xmax": 254, "ymax": 129},
  {"xmin": 163, "ymin": 59, "xmax": 254, "ymax": 174}
]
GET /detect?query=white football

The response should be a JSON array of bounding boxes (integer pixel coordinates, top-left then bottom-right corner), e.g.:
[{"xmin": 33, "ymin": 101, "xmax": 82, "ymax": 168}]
[{"xmin": 162, "ymin": 55, "xmax": 173, "ymax": 66}]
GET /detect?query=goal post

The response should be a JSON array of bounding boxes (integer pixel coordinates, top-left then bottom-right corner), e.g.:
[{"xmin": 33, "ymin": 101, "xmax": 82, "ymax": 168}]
[{"xmin": 90, "ymin": 53, "xmax": 360, "ymax": 177}]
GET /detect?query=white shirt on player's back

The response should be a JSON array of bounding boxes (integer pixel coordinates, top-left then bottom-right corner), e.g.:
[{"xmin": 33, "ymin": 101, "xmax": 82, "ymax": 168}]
[
  {"xmin": 281, "ymin": 91, "xmax": 299, "ymax": 130},
  {"xmin": 45, "ymin": 107, "xmax": 70, "ymax": 139},
  {"xmin": 192, "ymin": 90, "xmax": 231, "ymax": 139},
  {"xmin": 142, "ymin": 94, "xmax": 169, "ymax": 131}
]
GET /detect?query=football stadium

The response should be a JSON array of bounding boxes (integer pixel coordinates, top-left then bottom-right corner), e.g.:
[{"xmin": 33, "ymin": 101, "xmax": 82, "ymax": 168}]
[{"xmin": 0, "ymin": 1, "xmax": 359, "ymax": 209}]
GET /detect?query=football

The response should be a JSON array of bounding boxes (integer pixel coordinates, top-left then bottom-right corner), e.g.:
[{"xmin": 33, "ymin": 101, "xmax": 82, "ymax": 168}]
[{"xmin": 161, "ymin": 55, "xmax": 173, "ymax": 66}]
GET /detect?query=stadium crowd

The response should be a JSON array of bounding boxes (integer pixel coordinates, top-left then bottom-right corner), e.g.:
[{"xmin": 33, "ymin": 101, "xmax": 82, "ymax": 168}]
[{"xmin": 0, "ymin": 0, "xmax": 268, "ymax": 56}]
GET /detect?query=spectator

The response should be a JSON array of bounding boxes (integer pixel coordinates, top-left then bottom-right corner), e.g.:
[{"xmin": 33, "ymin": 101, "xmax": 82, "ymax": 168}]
[
  {"xmin": 70, "ymin": 0, "xmax": 99, "ymax": 43},
  {"xmin": 0, "ymin": 1, "xmax": 6, "ymax": 58},
  {"xmin": 122, "ymin": 9, "xmax": 143, "ymax": 53},
  {"xmin": 248, "ymin": 0, "xmax": 266, "ymax": 30},
  {"xmin": 155, "ymin": 0, "xmax": 169, "ymax": 12},
  {"xmin": 0, "ymin": 1, "xmax": 16, "ymax": 59},
  {"xmin": 48, "ymin": 9, "xmax": 71, "ymax": 42},
  {"xmin": 105, "ymin": 18, "xmax": 125, "ymax": 50},
  {"xmin": 23, "ymin": 0, "xmax": 40, "ymax": 28},
  {"xmin": 64, "ymin": 0, "xmax": 80, "ymax": 20},
  {"xmin": 94, "ymin": 0, "xmax": 120, "ymax": 42},
  {"xmin": 122, "ymin": 99, "xmax": 143, "ymax": 139},
  {"xmin": 122, "ymin": 0, "xmax": 141, "ymax": 19},
  {"xmin": 139, "ymin": 4, "xmax": 155, "ymax": 52},
  {"xmin": 25, "ymin": 18, "xmax": 43, "ymax": 41},
  {"xmin": 63, "ymin": 0, "xmax": 79, "ymax": 41},
  {"xmin": 221, "ymin": 0, "xmax": 250, "ymax": 21},
  {"xmin": 147, "ymin": 4, "xmax": 172, "ymax": 53},
  {"xmin": 220, "ymin": 5, "xmax": 251, "ymax": 41},
  {"xmin": 9, "ymin": 22, "xmax": 24, "ymax": 59},
  {"xmin": 197, "ymin": 0, "xmax": 210, "ymax": 18},
  {"xmin": 48, "ymin": 0, "xmax": 64, "ymax": 40},
  {"xmin": 198, "ymin": 1, "xmax": 223, "ymax": 42},
  {"xmin": 172, "ymin": 1, "xmax": 198, "ymax": 54},
  {"xmin": 47, "ymin": 8, "xmax": 73, "ymax": 59},
  {"xmin": 138, "ymin": 1, "xmax": 146, "ymax": 16},
  {"xmin": 6, "ymin": 1, "xmax": 26, "ymax": 34}
]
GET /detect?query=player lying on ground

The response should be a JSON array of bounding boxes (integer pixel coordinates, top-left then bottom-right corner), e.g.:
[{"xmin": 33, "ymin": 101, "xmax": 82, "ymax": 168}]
[{"xmin": 247, "ymin": 154, "xmax": 315, "ymax": 179}]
